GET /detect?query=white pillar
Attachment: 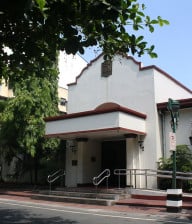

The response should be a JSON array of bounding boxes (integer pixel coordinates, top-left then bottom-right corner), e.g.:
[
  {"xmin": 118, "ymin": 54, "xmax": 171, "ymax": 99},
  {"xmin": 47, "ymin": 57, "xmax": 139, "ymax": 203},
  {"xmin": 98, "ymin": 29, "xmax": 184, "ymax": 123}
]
[
  {"xmin": 77, "ymin": 141, "xmax": 85, "ymax": 184},
  {"xmin": 125, "ymin": 134, "xmax": 139, "ymax": 188},
  {"xmin": 76, "ymin": 138, "xmax": 88, "ymax": 185},
  {"xmin": 65, "ymin": 140, "xmax": 78, "ymax": 187}
]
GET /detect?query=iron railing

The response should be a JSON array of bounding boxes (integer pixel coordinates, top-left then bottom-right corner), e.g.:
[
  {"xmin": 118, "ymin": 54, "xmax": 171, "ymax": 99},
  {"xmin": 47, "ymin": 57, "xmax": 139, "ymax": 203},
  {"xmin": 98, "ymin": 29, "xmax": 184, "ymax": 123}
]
[
  {"xmin": 93, "ymin": 169, "xmax": 110, "ymax": 193},
  {"xmin": 47, "ymin": 169, "xmax": 65, "ymax": 192},
  {"xmin": 114, "ymin": 169, "xmax": 192, "ymax": 189}
]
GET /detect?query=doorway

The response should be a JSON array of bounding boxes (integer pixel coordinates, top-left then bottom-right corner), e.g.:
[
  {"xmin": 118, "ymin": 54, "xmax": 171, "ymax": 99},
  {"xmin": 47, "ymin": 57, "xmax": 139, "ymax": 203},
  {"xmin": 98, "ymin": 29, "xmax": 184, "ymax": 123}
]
[{"xmin": 101, "ymin": 140, "xmax": 126, "ymax": 187}]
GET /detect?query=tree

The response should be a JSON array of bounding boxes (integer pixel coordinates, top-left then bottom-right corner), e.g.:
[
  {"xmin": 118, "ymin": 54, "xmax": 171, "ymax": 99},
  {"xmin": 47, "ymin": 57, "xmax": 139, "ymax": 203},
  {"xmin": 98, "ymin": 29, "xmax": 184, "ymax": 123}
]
[
  {"xmin": 0, "ymin": 63, "xmax": 60, "ymax": 183},
  {"xmin": 0, "ymin": 0, "xmax": 169, "ymax": 82},
  {"xmin": 0, "ymin": 0, "xmax": 169, "ymax": 184}
]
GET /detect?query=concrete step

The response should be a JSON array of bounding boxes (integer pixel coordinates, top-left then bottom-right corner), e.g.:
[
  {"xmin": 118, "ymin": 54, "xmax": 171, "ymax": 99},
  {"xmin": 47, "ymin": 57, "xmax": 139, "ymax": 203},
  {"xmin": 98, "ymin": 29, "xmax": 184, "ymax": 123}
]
[
  {"xmin": 31, "ymin": 193, "xmax": 117, "ymax": 206},
  {"xmin": 38, "ymin": 190, "xmax": 120, "ymax": 200},
  {"xmin": 31, "ymin": 187, "xmax": 131, "ymax": 206},
  {"xmin": 55, "ymin": 187, "xmax": 129, "ymax": 194}
]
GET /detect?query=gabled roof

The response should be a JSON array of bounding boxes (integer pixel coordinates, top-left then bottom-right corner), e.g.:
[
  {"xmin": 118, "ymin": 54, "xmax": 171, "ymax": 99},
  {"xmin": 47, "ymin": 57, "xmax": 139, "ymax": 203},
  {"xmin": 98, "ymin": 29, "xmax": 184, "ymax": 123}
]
[{"xmin": 68, "ymin": 53, "xmax": 192, "ymax": 94}]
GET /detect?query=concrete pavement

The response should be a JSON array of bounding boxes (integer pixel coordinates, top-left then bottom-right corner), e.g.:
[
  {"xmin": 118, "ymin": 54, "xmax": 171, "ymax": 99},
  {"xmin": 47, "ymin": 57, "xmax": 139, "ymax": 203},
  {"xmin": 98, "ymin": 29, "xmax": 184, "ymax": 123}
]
[{"xmin": 0, "ymin": 187, "xmax": 192, "ymax": 218}]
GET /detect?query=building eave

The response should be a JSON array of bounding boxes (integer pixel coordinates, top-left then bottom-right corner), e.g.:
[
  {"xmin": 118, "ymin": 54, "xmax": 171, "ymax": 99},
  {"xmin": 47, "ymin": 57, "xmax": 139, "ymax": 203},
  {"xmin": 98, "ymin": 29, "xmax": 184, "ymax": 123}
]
[
  {"xmin": 44, "ymin": 104, "xmax": 147, "ymax": 122},
  {"xmin": 45, "ymin": 104, "xmax": 147, "ymax": 140},
  {"xmin": 157, "ymin": 98, "xmax": 192, "ymax": 111}
]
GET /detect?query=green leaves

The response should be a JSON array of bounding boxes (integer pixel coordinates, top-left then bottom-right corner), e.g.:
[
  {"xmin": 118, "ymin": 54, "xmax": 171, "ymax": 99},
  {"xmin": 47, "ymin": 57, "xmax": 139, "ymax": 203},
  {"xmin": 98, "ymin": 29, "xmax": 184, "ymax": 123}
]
[
  {"xmin": 35, "ymin": 0, "xmax": 46, "ymax": 11},
  {"xmin": 0, "ymin": 60, "xmax": 59, "ymax": 157},
  {"xmin": 34, "ymin": 0, "xmax": 48, "ymax": 17},
  {"xmin": 145, "ymin": 15, "xmax": 169, "ymax": 33},
  {"xmin": 0, "ymin": 0, "xmax": 170, "ymax": 82},
  {"xmin": 158, "ymin": 145, "xmax": 192, "ymax": 190},
  {"xmin": 159, "ymin": 145, "xmax": 192, "ymax": 172},
  {"xmin": 157, "ymin": 16, "xmax": 170, "ymax": 26},
  {"xmin": 147, "ymin": 45, "xmax": 158, "ymax": 58}
]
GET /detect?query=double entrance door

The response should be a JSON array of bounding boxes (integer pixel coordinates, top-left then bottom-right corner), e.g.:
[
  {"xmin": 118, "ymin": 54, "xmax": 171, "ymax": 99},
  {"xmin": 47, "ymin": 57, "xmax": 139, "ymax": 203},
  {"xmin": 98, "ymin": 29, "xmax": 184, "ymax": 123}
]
[{"xmin": 101, "ymin": 140, "xmax": 126, "ymax": 187}]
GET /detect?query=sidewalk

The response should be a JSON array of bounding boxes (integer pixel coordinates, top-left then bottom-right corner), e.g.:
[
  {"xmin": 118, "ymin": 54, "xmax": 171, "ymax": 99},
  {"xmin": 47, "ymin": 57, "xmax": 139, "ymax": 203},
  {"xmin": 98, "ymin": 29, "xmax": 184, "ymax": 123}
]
[
  {"xmin": 117, "ymin": 188, "xmax": 192, "ymax": 210},
  {"xmin": 0, "ymin": 188, "xmax": 192, "ymax": 217},
  {"xmin": 117, "ymin": 197, "xmax": 192, "ymax": 210}
]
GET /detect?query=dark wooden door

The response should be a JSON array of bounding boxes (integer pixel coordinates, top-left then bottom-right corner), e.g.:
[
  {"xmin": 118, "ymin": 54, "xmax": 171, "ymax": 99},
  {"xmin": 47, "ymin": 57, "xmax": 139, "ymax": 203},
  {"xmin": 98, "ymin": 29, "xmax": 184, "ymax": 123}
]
[{"xmin": 101, "ymin": 140, "xmax": 126, "ymax": 187}]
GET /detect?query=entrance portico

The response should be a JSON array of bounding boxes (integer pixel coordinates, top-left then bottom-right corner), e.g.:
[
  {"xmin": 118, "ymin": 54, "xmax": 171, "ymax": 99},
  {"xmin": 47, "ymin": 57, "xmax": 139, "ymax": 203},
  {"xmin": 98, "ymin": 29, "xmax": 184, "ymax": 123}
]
[
  {"xmin": 45, "ymin": 103, "xmax": 146, "ymax": 139},
  {"xmin": 45, "ymin": 103, "xmax": 146, "ymax": 187}
]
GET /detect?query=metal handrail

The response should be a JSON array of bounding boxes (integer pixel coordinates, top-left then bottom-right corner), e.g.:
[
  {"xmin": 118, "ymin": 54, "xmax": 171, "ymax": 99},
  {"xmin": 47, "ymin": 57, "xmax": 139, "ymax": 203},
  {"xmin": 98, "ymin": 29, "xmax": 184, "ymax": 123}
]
[
  {"xmin": 47, "ymin": 169, "xmax": 65, "ymax": 192},
  {"xmin": 93, "ymin": 169, "xmax": 110, "ymax": 191},
  {"xmin": 114, "ymin": 169, "xmax": 132, "ymax": 189},
  {"xmin": 114, "ymin": 168, "xmax": 192, "ymax": 189}
]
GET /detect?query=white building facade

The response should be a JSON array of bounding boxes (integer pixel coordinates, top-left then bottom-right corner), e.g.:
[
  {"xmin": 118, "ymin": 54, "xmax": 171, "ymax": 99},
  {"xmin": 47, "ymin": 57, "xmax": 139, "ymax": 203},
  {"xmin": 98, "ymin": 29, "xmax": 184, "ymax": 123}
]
[{"xmin": 45, "ymin": 54, "xmax": 192, "ymax": 189}]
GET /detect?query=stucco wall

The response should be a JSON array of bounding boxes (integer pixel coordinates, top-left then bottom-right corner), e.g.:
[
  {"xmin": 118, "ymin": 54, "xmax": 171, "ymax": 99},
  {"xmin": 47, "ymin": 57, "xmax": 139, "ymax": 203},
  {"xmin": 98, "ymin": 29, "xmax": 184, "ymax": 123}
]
[
  {"xmin": 154, "ymin": 69, "xmax": 192, "ymax": 103},
  {"xmin": 62, "ymin": 54, "xmax": 191, "ymax": 188},
  {"xmin": 163, "ymin": 108, "xmax": 192, "ymax": 158},
  {"xmin": 82, "ymin": 140, "xmax": 101, "ymax": 184},
  {"xmin": 68, "ymin": 55, "xmax": 155, "ymax": 114},
  {"xmin": 67, "ymin": 55, "xmax": 163, "ymax": 172},
  {"xmin": 0, "ymin": 80, "xmax": 14, "ymax": 98},
  {"xmin": 65, "ymin": 140, "xmax": 101, "ymax": 187}
]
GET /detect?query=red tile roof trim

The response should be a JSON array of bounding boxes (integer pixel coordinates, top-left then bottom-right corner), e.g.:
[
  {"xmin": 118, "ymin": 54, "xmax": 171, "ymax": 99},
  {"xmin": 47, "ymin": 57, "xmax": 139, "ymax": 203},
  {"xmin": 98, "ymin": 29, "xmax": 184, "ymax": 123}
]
[
  {"xmin": 157, "ymin": 98, "xmax": 192, "ymax": 110},
  {"xmin": 45, "ymin": 127, "xmax": 146, "ymax": 138},
  {"xmin": 45, "ymin": 105, "xmax": 147, "ymax": 122},
  {"xmin": 68, "ymin": 53, "xmax": 191, "ymax": 94}
]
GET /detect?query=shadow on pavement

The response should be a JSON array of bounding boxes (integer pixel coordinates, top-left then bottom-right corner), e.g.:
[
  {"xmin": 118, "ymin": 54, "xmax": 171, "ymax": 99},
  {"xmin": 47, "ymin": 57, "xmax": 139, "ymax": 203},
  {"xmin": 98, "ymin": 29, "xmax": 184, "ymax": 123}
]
[
  {"xmin": 159, "ymin": 212, "xmax": 192, "ymax": 224},
  {"xmin": 0, "ymin": 208, "xmax": 78, "ymax": 224}
]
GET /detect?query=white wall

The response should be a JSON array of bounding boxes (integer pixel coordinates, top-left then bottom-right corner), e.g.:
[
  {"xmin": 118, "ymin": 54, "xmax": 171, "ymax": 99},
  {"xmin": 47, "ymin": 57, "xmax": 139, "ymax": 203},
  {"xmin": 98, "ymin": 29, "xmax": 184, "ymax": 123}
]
[
  {"xmin": 68, "ymin": 55, "xmax": 155, "ymax": 114},
  {"xmin": 154, "ymin": 68, "xmax": 192, "ymax": 162},
  {"xmin": 65, "ymin": 142, "xmax": 78, "ymax": 187},
  {"xmin": 82, "ymin": 140, "xmax": 101, "ymax": 184},
  {"xmin": 126, "ymin": 137, "xmax": 140, "ymax": 187},
  {"xmin": 65, "ymin": 140, "xmax": 101, "ymax": 187},
  {"xmin": 67, "ymin": 55, "xmax": 163, "ymax": 174},
  {"xmin": 163, "ymin": 108, "xmax": 192, "ymax": 158},
  {"xmin": 64, "ymin": 54, "xmax": 192, "ymax": 187},
  {"xmin": 154, "ymin": 69, "xmax": 192, "ymax": 103}
]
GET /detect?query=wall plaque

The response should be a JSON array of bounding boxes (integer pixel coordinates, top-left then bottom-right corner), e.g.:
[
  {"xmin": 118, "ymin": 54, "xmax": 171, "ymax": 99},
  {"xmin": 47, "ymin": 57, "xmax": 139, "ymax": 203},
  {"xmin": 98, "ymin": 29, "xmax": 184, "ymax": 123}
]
[{"xmin": 101, "ymin": 60, "xmax": 112, "ymax": 77}]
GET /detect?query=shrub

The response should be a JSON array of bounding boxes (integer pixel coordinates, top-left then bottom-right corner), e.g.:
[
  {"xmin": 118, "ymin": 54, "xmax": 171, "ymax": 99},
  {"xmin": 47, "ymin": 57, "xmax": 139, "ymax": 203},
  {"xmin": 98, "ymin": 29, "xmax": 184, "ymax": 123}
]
[{"xmin": 158, "ymin": 145, "xmax": 192, "ymax": 191}]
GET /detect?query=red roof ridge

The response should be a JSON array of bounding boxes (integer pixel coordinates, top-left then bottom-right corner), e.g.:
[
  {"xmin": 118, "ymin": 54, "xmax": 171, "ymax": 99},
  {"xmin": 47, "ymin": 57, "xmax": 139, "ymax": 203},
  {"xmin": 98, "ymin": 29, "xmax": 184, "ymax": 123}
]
[
  {"xmin": 68, "ymin": 53, "xmax": 192, "ymax": 94},
  {"xmin": 45, "ymin": 103, "xmax": 147, "ymax": 122}
]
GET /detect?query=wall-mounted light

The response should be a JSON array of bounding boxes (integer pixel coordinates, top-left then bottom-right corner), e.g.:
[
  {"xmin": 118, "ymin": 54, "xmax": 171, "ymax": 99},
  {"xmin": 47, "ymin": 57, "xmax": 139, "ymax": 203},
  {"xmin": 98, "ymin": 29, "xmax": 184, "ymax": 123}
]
[
  {"xmin": 60, "ymin": 97, "xmax": 67, "ymax": 106},
  {"xmin": 138, "ymin": 136, "xmax": 145, "ymax": 151},
  {"xmin": 138, "ymin": 140, "xmax": 144, "ymax": 151}
]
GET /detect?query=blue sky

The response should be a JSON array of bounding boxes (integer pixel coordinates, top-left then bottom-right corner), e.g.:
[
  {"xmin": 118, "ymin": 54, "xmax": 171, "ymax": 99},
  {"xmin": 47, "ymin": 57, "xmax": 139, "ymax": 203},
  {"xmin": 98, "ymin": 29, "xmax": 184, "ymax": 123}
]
[{"xmin": 81, "ymin": 0, "xmax": 192, "ymax": 90}]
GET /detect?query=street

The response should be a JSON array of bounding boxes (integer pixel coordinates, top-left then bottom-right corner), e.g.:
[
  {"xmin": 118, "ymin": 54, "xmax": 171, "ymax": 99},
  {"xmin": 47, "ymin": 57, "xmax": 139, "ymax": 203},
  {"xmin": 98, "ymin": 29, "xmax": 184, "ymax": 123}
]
[{"xmin": 0, "ymin": 198, "xmax": 192, "ymax": 224}]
